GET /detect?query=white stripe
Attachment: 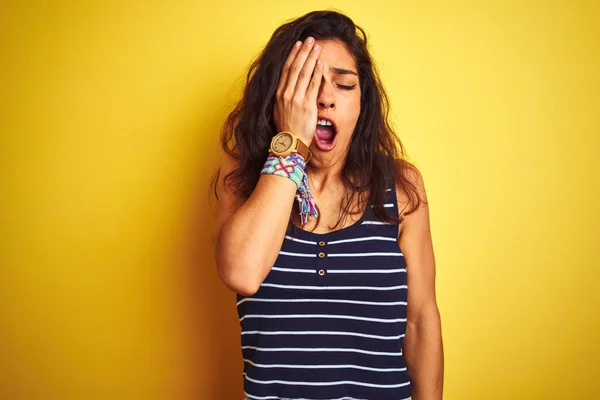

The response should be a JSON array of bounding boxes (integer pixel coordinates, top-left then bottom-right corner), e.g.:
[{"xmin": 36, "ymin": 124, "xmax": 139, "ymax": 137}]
[
  {"xmin": 329, "ymin": 252, "xmax": 403, "ymax": 257},
  {"xmin": 271, "ymin": 267, "xmax": 406, "ymax": 274},
  {"xmin": 284, "ymin": 235, "xmax": 317, "ymax": 245},
  {"xmin": 361, "ymin": 221, "xmax": 393, "ymax": 225},
  {"xmin": 260, "ymin": 283, "xmax": 407, "ymax": 291},
  {"xmin": 385, "ymin": 188, "xmax": 392, "ymax": 192},
  {"xmin": 280, "ymin": 251, "xmax": 404, "ymax": 258},
  {"xmin": 327, "ymin": 236, "xmax": 396, "ymax": 245},
  {"xmin": 278, "ymin": 251, "xmax": 316, "ymax": 257},
  {"xmin": 242, "ymin": 346, "xmax": 403, "ymax": 356},
  {"xmin": 370, "ymin": 203, "xmax": 394, "ymax": 208},
  {"xmin": 245, "ymin": 392, "xmax": 373, "ymax": 400},
  {"xmin": 243, "ymin": 358, "xmax": 407, "ymax": 371},
  {"xmin": 237, "ymin": 298, "xmax": 407, "ymax": 306},
  {"xmin": 241, "ymin": 330, "xmax": 405, "ymax": 340},
  {"xmin": 271, "ymin": 267, "xmax": 314, "ymax": 273},
  {"xmin": 329, "ymin": 268, "xmax": 406, "ymax": 274},
  {"xmin": 243, "ymin": 372, "xmax": 410, "ymax": 388},
  {"xmin": 239, "ymin": 314, "xmax": 406, "ymax": 323}
]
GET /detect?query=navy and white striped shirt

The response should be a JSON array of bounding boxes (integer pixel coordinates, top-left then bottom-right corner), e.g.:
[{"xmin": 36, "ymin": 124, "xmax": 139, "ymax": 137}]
[{"xmin": 237, "ymin": 179, "xmax": 411, "ymax": 399}]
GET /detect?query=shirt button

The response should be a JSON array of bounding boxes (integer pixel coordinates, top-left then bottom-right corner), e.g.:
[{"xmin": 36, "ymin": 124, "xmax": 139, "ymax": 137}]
[
  {"xmin": 318, "ymin": 241, "xmax": 326, "ymax": 247},
  {"xmin": 318, "ymin": 252, "xmax": 326, "ymax": 258},
  {"xmin": 318, "ymin": 269, "xmax": 325, "ymax": 276}
]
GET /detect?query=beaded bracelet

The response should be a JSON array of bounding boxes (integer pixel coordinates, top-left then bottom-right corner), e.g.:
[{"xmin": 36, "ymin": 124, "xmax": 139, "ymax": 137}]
[{"xmin": 261, "ymin": 152, "xmax": 318, "ymax": 226}]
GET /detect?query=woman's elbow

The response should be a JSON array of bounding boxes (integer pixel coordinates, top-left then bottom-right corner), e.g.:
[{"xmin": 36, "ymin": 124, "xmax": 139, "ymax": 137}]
[
  {"xmin": 221, "ymin": 273, "xmax": 261, "ymax": 296},
  {"xmin": 216, "ymin": 257, "xmax": 263, "ymax": 296},
  {"xmin": 407, "ymin": 302, "xmax": 442, "ymax": 331}
]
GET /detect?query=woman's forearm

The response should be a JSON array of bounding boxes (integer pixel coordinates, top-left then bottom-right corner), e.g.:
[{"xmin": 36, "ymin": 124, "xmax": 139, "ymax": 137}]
[
  {"xmin": 215, "ymin": 173, "xmax": 297, "ymax": 295},
  {"xmin": 403, "ymin": 305, "xmax": 444, "ymax": 399}
]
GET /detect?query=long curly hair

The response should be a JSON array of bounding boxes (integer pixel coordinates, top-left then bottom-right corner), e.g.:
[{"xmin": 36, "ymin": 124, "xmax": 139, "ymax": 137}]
[{"xmin": 211, "ymin": 9, "xmax": 423, "ymax": 230}]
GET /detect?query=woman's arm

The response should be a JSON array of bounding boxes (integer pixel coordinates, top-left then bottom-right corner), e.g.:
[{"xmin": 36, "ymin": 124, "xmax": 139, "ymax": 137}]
[
  {"xmin": 397, "ymin": 167, "xmax": 444, "ymax": 399},
  {"xmin": 214, "ymin": 37, "xmax": 323, "ymax": 296},
  {"xmin": 214, "ymin": 152, "xmax": 298, "ymax": 296}
]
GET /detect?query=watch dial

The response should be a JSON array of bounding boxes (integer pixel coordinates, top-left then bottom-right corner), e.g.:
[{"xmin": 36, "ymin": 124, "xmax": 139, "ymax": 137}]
[{"xmin": 273, "ymin": 133, "xmax": 293, "ymax": 153}]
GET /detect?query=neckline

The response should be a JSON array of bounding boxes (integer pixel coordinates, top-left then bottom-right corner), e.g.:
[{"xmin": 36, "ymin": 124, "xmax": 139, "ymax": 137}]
[{"xmin": 288, "ymin": 207, "xmax": 370, "ymax": 238}]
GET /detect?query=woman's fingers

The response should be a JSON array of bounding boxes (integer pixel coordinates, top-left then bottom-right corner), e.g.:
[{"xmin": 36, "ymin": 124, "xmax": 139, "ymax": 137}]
[
  {"xmin": 304, "ymin": 58, "xmax": 323, "ymax": 104},
  {"xmin": 276, "ymin": 41, "xmax": 302, "ymax": 99},
  {"xmin": 293, "ymin": 42, "xmax": 321, "ymax": 102},
  {"xmin": 283, "ymin": 38, "xmax": 317, "ymax": 100},
  {"xmin": 273, "ymin": 37, "xmax": 321, "ymax": 144}
]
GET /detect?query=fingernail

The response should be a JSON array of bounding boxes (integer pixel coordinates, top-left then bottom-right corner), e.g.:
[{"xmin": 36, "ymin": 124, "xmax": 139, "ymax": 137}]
[
  {"xmin": 307, "ymin": 37, "xmax": 314, "ymax": 43},
  {"xmin": 313, "ymin": 44, "xmax": 320, "ymax": 51},
  {"xmin": 295, "ymin": 41, "xmax": 301, "ymax": 48}
]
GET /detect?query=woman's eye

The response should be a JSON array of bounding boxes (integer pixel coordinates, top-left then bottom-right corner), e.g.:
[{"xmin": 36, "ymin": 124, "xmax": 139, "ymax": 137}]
[{"xmin": 336, "ymin": 84, "xmax": 357, "ymax": 90}]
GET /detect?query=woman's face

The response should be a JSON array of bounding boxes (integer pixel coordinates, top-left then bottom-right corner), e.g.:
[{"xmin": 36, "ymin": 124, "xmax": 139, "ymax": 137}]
[{"xmin": 310, "ymin": 38, "xmax": 361, "ymax": 168}]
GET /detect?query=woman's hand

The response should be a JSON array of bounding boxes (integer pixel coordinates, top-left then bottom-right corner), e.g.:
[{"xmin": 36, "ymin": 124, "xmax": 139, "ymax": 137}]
[{"xmin": 273, "ymin": 37, "xmax": 323, "ymax": 147}]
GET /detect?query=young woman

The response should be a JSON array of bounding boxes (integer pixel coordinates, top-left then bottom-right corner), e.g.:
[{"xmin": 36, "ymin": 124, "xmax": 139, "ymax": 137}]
[{"xmin": 213, "ymin": 10, "xmax": 443, "ymax": 400}]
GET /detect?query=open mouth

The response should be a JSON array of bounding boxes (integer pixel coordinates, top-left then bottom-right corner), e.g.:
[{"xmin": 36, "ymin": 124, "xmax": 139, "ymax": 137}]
[{"xmin": 314, "ymin": 117, "xmax": 337, "ymax": 151}]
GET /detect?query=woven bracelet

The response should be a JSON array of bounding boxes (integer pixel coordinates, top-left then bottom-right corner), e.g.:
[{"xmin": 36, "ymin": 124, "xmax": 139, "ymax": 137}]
[{"xmin": 261, "ymin": 153, "xmax": 318, "ymax": 226}]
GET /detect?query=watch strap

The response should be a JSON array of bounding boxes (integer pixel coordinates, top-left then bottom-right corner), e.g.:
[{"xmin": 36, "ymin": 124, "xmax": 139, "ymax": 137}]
[{"xmin": 296, "ymin": 137, "xmax": 312, "ymax": 162}]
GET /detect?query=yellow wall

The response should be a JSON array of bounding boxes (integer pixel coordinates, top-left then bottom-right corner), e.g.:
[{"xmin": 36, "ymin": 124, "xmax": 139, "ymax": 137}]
[{"xmin": 1, "ymin": 1, "xmax": 598, "ymax": 398}]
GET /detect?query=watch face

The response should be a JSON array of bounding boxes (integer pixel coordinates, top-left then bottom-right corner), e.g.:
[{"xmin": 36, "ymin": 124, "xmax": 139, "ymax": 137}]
[{"xmin": 272, "ymin": 133, "xmax": 293, "ymax": 153}]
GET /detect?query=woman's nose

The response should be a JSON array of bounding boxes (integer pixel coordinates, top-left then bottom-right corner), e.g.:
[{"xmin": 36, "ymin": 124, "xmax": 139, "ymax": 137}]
[{"xmin": 317, "ymin": 86, "xmax": 335, "ymax": 109}]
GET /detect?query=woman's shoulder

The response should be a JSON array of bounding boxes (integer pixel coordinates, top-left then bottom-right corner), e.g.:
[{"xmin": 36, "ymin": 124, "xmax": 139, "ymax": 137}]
[
  {"xmin": 392, "ymin": 158, "xmax": 428, "ymax": 219},
  {"xmin": 393, "ymin": 158, "xmax": 422, "ymax": 183}
]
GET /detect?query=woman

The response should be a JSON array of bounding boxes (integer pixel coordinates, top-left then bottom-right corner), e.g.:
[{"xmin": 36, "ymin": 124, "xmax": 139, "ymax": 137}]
[{"xmin": 212, "ymin": 10, "xmax": 443, "ymax": 400}]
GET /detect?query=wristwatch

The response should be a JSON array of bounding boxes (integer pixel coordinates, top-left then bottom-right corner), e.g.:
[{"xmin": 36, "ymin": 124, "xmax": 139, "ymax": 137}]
[{"xmin": 268, "ymin": 131, "xmax": 312, "ymax": 162}]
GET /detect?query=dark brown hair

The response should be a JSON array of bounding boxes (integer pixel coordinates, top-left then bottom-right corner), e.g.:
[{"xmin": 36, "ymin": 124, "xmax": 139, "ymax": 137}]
[{"xmin": 211, "ymin": 9, "xmax": 424, "ymax": 230}]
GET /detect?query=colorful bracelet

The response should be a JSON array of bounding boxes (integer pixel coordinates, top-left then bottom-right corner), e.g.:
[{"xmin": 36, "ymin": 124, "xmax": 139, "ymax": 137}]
[{"xmin": 261, "ymin": 152, "xmax": 318, "ymax": 226}]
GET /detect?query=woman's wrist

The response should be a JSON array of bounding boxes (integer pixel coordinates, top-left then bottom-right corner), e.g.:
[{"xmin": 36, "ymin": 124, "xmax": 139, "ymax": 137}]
[
  {"xmin": 261, "ymin": 152, "xmax": 306, "ymax": 188},
  {"xmin": 261, "ymin": 152, "xmax": 317, "ymax": 225}
]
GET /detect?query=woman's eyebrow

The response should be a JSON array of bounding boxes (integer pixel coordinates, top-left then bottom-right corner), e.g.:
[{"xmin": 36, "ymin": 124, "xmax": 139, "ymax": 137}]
[{"xmin": 330, "ymin": 66, "xmax": 358, "ymax": 76}]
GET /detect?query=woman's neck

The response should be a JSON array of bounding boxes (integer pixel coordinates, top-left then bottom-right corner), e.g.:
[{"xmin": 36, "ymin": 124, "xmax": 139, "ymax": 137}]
[{"xmin": 305, "ymin": 158, "xmax": 346, "ymax": 193}]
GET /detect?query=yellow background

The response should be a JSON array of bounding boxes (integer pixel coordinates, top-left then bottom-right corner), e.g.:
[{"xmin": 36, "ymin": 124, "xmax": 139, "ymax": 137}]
[{"xmin": 1, "ymin": 1, "xmax": 598, "ymax": 399}]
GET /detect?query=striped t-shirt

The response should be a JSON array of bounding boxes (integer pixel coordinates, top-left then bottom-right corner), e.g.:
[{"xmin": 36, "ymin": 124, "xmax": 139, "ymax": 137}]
[{"xmin": 237, "ymin": 179, "xmax": 411, "ymax": 399}]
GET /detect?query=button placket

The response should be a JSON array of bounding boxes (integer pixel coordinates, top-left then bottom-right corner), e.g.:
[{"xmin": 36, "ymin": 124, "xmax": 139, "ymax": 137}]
[{"xmin": 315, "ymin": 240, "xmax": 328, "ymax": 285}]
